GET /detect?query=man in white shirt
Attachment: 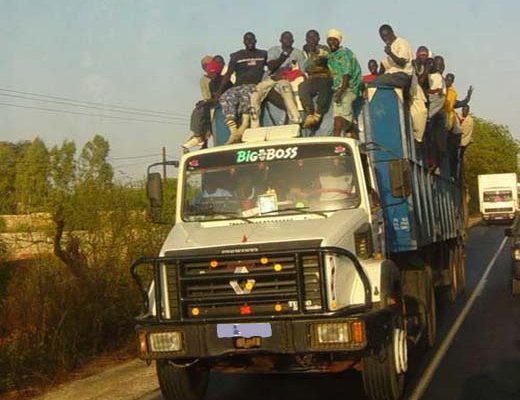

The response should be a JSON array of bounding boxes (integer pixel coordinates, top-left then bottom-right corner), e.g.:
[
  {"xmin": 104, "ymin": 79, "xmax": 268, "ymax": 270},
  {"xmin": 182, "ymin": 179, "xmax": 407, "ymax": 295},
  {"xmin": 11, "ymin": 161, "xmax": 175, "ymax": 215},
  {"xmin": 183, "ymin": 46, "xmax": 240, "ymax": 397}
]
[{"xmin": 372, "ymin": 25, "xmax": 414, "ymax": 89}]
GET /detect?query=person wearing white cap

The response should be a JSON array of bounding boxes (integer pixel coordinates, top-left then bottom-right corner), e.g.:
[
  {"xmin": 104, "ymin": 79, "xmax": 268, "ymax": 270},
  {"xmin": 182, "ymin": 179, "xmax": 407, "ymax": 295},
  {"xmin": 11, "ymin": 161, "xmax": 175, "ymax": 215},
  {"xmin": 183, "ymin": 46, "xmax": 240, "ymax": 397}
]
[{"xmin": 326, "ymin": 28, "xmax": 362, "ymax": 137}]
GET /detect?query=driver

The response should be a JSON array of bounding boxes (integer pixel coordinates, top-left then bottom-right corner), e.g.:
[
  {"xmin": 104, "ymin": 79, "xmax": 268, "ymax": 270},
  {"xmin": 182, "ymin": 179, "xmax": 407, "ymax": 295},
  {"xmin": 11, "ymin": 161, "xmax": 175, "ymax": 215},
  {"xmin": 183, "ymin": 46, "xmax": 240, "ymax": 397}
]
[{"xmin": 316, "ymin": 158, "xmax": 356, "ymax": 202}]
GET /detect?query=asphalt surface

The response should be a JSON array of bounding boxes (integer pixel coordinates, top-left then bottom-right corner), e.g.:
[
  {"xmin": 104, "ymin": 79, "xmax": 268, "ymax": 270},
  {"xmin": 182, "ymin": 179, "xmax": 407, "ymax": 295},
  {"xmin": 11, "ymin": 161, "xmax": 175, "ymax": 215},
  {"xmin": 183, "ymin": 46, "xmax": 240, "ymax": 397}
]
[{"xmin": 36, "ymin": 223, "xmax": 520, "ymax": 400}]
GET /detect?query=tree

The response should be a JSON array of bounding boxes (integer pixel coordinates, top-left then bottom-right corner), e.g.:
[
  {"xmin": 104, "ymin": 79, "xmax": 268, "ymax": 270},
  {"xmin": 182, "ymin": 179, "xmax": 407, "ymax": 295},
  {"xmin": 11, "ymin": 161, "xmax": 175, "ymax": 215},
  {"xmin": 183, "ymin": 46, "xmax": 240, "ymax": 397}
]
[
  {"xmin": 464, "ymin": 118, "xmax": 520, "ymax": 213},
  {"xmin": 0, "ymin": 141, "xmax": 30, "ymax": 214},
  {"xmin": 14, "ymin": 138, "xmax": 50, "ymax": 213},
  {"xmin": 78, "ymin": 134, "xmax": 113, "ymax": 188}
]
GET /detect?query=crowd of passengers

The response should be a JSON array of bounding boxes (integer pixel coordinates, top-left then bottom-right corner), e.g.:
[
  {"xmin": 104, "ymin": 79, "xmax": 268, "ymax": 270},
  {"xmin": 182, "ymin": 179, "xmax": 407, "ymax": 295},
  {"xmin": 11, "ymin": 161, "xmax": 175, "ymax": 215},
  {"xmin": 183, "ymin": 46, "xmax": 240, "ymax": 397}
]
[{"xmin": 183, "ymin": 24, "xmax": 474, "ymax": 176}]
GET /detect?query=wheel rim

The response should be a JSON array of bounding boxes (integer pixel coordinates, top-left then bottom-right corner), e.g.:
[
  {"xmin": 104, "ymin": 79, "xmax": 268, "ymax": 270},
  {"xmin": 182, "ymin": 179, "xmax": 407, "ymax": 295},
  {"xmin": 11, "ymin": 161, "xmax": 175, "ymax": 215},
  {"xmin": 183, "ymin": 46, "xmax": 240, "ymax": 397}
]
[{"xmin": 393, "ymin": 328, "xmax": 408, "ymax": 374}]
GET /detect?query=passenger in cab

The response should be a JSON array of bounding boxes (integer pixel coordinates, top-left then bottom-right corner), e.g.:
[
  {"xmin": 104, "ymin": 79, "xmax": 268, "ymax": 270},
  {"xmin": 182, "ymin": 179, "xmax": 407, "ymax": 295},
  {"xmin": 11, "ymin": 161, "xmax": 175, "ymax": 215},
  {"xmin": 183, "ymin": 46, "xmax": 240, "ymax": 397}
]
[
  {"xmin": 250, "ymin": 31, "xmax": 305, "ymax": 129},
  {"xmin": 217, "ymin": 32, "xmax": 268, "ymax": 144},
  {"xmin": 299, "ymin": 29, "xmax": 333, "ymax": 129},
  {"xmin": 372, "ymin": 24, "xmax": 413, "ymax": 89},
  {"xmin": 326, "ymin": 28, "xmax": 362, "ymax": 138}
]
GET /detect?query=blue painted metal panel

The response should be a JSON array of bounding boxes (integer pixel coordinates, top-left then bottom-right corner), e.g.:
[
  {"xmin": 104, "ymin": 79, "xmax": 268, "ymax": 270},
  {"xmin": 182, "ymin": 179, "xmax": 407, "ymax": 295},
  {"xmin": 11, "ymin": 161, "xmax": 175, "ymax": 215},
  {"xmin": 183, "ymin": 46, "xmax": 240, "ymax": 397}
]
[{"xmin": 365, "ymin": 87, "xmax": 464, "ymax": 253}]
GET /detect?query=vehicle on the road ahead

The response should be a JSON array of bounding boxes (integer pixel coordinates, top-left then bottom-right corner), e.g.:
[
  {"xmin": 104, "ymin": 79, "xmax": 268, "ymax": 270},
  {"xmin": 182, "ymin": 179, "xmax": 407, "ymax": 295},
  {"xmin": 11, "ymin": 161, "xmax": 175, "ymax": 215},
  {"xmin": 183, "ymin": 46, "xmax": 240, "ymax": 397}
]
[
  {"xmin": 131, "ymin": 87, "xmax": 466, "ymax": 400},
  {"xmin": 478, "ymin": 173, "xmax": 518, "ymax": 223}
]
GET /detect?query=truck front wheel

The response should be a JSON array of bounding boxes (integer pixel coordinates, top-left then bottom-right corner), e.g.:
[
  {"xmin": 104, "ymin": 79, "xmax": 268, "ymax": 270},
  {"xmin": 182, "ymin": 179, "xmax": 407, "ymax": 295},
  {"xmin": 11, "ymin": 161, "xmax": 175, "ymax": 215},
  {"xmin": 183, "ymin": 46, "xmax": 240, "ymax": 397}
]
[
  {"xmin": 156, "ymin": 360, "xmax": 209, "ymax": 400},
  {"xmin": 362, "ymin": 318, "xmax": 407, "ymax": 400}
]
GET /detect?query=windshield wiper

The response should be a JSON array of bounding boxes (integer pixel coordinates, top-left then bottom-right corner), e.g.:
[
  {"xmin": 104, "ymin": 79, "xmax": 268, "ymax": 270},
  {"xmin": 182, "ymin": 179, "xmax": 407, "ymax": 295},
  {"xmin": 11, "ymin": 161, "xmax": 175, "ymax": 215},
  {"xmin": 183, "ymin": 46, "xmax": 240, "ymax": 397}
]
[{"xmin": 259, "ymin": 207, "xmax": 327, "ymax": 218}]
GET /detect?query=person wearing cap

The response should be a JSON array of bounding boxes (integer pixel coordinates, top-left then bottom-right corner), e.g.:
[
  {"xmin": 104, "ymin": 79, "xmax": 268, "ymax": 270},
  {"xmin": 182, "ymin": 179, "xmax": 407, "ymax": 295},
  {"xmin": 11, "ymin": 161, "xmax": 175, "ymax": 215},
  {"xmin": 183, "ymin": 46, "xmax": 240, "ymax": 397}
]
[
  {"xmin": 372, "ymin": 24, "xmax": 414, "ymax": 89},
  {"xmin": 216, "ymin": 32, "xmax": 268, "ymax": 144},
  {"xmin": 326, "ymin": 28, "xmax": 362, "ymax": 137},
  {"xmin": 200, "ymin": 55, "xmax": 213, "ymax": 101},
  {"xmin": 183, "ymin": 59, "xmax": 232, "ymax": 151}
]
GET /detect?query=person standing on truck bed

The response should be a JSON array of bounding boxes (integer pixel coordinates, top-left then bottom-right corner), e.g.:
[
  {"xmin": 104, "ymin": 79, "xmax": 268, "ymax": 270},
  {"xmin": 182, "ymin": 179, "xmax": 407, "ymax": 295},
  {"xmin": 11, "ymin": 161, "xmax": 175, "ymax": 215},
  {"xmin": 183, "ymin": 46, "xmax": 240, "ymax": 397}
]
[
  {"xmin": 362, "ymin": 59, "xmax": 379, "ymax": 84},
  {"xmin": 299, "ymin": 29, "xmax": 333, "ymax": 129},
  {"xmin": 326, "ymin": 28, "xmax": 362, "ymax": 138},
  {"xmin": 250, "ymin": 31, "xmax": 304, "ymax": 129},
  {"xmin": 216, "ymin": 32, "xmax": 268, "ymax": 144},
  {"xmin": 372, "ymin": 24, "xmax": 414, "ymax": 89}
]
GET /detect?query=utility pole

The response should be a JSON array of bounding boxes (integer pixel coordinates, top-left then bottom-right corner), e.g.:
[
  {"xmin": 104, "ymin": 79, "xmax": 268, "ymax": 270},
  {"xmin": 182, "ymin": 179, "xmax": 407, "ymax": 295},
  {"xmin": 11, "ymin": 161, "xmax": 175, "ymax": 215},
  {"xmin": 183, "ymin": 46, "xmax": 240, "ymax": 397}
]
[{"xmin": 162, "ymin": 146, "xmax": 167, "ymax": 182}]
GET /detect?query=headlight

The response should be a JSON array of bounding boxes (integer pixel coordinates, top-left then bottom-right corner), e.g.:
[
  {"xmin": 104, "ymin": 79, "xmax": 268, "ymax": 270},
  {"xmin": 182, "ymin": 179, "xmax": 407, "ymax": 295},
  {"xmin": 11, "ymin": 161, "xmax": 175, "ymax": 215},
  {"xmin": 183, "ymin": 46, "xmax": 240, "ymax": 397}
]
[
  {"xmin": 148, "ymin": 331, "xmax": 183, "ymax": 352},
  {"xmin": 513, "ymin": 249, "xmax": 520, "ymax": 261},
  {"xmin": 315, "ymin": 323, "xmax": 350, "ymax": 344}
]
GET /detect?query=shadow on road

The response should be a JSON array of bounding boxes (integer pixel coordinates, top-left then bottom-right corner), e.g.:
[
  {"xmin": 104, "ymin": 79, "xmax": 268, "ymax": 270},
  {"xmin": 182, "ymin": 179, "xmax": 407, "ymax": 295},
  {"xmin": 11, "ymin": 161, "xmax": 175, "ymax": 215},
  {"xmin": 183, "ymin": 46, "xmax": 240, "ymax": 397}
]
[{"xmin": 206, "ymin": 370, "xmax": 367, "ymax": 400}]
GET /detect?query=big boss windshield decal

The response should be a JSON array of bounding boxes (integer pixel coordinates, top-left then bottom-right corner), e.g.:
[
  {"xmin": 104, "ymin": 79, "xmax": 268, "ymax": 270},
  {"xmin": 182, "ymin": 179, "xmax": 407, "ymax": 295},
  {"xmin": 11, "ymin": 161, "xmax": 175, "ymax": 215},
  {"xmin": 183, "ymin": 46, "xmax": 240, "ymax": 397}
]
[{"xmin": 186, "ymin": 143, "xmax": 350, "ymax": 170}]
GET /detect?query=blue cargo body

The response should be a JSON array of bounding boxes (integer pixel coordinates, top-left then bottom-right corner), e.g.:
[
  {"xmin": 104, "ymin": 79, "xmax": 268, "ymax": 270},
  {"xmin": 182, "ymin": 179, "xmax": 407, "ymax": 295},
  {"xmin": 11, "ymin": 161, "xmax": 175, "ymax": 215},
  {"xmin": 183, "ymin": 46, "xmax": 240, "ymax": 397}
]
[{"xmin": 364, "ymin": 87, "xmax": 463, "ymax": 253}]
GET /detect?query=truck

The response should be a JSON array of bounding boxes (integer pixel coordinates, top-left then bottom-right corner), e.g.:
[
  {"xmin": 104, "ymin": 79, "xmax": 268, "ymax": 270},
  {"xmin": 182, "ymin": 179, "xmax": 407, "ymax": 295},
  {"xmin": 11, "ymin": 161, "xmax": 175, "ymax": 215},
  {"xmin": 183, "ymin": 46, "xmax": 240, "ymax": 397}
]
[
  {"xmin": 131, "ymin": 86, "xmax": 466, "ymax": 400},
  {"xmin": 478, "ymin": 173, "xmax": 517, "ymax": 223}
]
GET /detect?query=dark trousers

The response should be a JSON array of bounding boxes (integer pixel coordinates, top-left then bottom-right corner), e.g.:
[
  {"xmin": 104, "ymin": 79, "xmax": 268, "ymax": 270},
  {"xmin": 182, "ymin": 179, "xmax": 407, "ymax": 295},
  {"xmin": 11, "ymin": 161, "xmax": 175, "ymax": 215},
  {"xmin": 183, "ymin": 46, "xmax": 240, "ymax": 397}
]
[
  {"xmin": 190, "ymin": 102, "xmax": 211, "ymax": 138},
  {"xmin": 299, "ymin": 76, "xmax": 333, "ymax": 115},
  {"xmin": 372, "ymin": 72, "xmax": 411, "ymax": 89}
]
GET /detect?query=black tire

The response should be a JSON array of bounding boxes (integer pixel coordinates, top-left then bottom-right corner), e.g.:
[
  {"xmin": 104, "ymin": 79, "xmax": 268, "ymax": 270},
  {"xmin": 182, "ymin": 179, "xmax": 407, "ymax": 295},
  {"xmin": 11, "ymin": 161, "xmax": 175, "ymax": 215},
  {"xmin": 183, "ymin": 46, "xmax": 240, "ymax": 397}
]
[
  {"xmin": 447, "ymin": 244, "xmax": 458, "ymax": 303},
  {"xmin": 362, "ymin": 317, "xmax": 407, "ymax": 400},
  {"xmin": 156, "ymin": 360, "xmax": 209, "ymax": 400},
  {"xmin": 513, "ymin": 279, "xmax": 520, "ymax": 296}
]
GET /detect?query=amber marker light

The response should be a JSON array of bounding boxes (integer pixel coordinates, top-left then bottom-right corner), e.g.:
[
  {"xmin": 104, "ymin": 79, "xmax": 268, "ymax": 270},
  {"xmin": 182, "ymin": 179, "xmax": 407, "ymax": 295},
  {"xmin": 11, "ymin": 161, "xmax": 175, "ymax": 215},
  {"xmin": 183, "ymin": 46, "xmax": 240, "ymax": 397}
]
[
  {"xmin": 138, "ymin": 332, "xmax": 148, "ymax": 355},
  {"xmin": 274, "ymin": 303, "xmax": 282, "ymax": 312},
  {"xmin": 191, "ymin": 307, "xmax": 200, "ymax": 316},
  {"xmin": 351, "ymin": 321, "xmax": 365, "ymax": 344},
  {"xmin": 260, "ymin": 256, "xmax": 269, "ymax": 265},
  {"xmin": 210, "ymin": 260, "xmax": 219, "ymax": 268},
  {"xmin": 274, "ymin": 263, "xmax": 282, "ymax": 272}
]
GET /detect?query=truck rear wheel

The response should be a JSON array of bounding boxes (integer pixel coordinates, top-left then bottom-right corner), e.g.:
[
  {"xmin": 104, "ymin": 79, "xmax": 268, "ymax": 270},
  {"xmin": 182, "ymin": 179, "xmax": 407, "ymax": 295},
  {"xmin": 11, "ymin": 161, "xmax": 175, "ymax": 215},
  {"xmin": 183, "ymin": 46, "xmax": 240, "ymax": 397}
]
[
  {"xmin": 423, "ymin": 267, "xmax": 437, "ymax": 347},
  {"xmin": 362, "ymin": 316, "xmax": 407, "ymax": 400},
  {"xmin": 156, "ymin": 360, "xmax": 209, "ymax": 400},
  {"xmin": 513, "ymin": 279, "xmax": 520, "ymax": 296},
  {"xmin": 447, "ymin": 244, "xmax": 459, "ymax": 303}
]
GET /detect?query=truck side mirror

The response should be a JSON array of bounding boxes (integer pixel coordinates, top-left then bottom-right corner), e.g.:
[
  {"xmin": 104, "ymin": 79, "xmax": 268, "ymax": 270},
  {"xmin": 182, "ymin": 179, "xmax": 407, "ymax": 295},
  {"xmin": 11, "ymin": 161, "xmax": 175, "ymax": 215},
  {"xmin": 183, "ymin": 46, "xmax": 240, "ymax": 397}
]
[
  {"xmin": 388, "ymin": 159, "xmax": 411, "ymax": 198},
  {"xmin": 505, "ymin": 228, "xmax": 513, "ymax": 237},
  {"xmin": 146, "ymin": 172, "xmax": 163, "ymax": 223}
]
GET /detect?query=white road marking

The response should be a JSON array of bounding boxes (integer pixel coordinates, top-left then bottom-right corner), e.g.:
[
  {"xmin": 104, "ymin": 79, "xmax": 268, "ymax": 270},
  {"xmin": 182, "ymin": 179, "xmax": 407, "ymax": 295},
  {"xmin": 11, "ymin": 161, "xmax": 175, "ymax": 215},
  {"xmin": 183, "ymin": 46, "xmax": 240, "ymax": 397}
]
[{"xmin": 409, "ymin": 236, "xmax": 508, "ymax": 400}]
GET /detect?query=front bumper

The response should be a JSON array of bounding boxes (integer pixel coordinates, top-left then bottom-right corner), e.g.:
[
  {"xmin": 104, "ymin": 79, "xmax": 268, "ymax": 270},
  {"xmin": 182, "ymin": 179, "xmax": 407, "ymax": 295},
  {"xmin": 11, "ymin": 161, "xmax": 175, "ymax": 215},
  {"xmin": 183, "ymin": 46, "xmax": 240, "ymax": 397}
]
[
  {"xmin": 483, "ymin": 212, "xmax": 515, "ymax": 221},
  {"xmin": 136, "ymin": 308, "xmax": 393, "ymax": 362}
]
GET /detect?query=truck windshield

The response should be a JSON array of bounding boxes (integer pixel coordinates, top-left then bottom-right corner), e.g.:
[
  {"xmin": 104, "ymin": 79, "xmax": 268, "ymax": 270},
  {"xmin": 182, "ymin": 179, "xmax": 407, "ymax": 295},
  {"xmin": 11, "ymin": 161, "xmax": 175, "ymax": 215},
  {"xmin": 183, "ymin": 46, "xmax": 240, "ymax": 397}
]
[
  {"xmin": 483, "ymin": 190, "xmax": 513, "ymax": 202},
  {"xmin": 182, "ymin": 142, "xmax": 360, "ymax": 222}
]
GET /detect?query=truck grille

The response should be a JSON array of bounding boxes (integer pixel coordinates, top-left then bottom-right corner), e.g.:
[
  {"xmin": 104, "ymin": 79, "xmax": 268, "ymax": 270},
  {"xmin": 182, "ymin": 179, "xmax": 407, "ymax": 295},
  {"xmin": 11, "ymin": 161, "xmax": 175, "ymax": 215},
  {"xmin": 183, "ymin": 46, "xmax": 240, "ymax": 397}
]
[{"xmin": 165, "ymin": 253, "xmax": 323, "ymax": 320}]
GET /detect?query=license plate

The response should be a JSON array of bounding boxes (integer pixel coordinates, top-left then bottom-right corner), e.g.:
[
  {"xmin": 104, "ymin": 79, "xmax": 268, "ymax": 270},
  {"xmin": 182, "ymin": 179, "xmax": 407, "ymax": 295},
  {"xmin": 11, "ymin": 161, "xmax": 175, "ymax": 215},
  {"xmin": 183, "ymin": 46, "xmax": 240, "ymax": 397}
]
[{"xmin": 217, "ymin": 323, "xmax": 272, "ymax": 338}]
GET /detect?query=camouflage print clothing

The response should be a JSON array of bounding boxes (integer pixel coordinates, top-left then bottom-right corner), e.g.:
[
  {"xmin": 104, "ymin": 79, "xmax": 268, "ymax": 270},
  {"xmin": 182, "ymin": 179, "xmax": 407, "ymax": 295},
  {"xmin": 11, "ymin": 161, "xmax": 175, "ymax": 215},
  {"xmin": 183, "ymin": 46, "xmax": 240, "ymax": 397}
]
[{"xmin": 219, "ymin": 84, "xmax": 256, "ymax": 120}]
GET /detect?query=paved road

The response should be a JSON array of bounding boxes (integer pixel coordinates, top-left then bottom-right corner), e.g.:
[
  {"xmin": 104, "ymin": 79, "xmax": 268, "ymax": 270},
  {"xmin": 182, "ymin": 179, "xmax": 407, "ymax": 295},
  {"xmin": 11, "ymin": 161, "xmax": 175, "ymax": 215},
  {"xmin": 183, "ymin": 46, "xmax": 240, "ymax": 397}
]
[{"xmin": 37, "ymin": 223, "xmax": 520, "ymax": 400}]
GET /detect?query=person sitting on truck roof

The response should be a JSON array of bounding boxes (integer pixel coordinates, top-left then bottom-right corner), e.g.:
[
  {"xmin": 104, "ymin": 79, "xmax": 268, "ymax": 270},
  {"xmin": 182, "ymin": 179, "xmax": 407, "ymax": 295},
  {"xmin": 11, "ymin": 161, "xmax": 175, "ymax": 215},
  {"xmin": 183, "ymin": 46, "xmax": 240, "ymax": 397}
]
[
  {"xmin": 298, "ymin": 29, "xmax": 333, "ymax": 129},
  {"xmin": 444, "ymin": 73, "xmax": 473, "ymax": 132},
  {"xmin": 250, "ymin": 31, "xmax": 305, "ymax": 129},
  {"xmin": 326, "ymin": 28, "xmax": 362, "ymax": 138},
  {"xmin": 216, "ymin": 32, "xmax": 268, "ymax": 144},
  {"xmin": 182, "ymin": 60, "xmax": 232, "ymax": 151},
  {"xmin": 371, "ymin": 25, "xmax": 414, "ymax": 89},
  {"xmin": 199, "ymin": 55, "xmax": 214, "ymax": 102},
  {"xmin": 362, "ymin": 59, "xmax": 379, "ymax": 84}
]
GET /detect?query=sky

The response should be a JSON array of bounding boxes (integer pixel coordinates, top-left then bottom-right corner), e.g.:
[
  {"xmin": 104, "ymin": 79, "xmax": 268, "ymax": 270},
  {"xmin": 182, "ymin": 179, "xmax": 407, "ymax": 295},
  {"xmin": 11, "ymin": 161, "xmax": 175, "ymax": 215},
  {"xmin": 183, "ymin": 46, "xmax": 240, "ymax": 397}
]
[{"xmin": 1, "ymin": 0, "xmax": 519, "ymax": 180}]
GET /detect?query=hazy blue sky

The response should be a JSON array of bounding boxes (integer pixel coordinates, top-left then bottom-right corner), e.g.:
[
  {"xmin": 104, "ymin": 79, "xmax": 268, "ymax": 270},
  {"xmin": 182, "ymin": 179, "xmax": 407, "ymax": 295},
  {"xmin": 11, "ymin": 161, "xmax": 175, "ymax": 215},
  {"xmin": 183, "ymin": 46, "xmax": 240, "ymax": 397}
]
[{"xmin": 1, "ymin": 0, "xmax": 518, "ymax": 179}]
